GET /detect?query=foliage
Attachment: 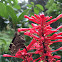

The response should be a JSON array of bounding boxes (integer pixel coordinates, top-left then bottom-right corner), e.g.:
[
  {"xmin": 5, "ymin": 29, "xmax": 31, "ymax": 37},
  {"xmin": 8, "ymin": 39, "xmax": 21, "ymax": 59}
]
[
  {"xmin": 45, "ymin": 0, "xmax": 62, "ymax": 22},
  {"xmin": 0, "ymin": 28, "xmax": 18, "ymax": 62},
  {"xmin": 0, "ymin": 1, "xmax": 44, "ymax": 30},
  {"xmin": 3, "ymin": 14, "xmax": 62, "ymax": 62},
  {"xmin": 27, "ymin": 2, "xmax": 44, "ymax": 15},
  {"xmin": 0, "ymin": 0, "xmax": 62, "ymax": 62},
  {"xmin": 0, "ymin": 0, "xmax": 44, "ymax": 62},
  {"xmin": 0, "ymin": 30, "xmax": 15, "ymax": 53}
]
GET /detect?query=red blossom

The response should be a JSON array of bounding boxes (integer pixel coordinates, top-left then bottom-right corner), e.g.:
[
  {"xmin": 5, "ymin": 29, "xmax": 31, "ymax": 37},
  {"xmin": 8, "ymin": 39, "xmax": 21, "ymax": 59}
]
[{"xmin": 3, "ymin": 14, "xmax": 62, "ymax": 62}]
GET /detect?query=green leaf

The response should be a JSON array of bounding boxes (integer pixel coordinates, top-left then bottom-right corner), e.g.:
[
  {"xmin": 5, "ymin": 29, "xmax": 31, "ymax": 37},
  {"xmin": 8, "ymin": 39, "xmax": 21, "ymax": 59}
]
[
  {"xmin": 13, "ymin": 4, "xmax": 21, "ymax": 9},
  {"xmin": 30, "ymin": 12, "xmax": 34, "ymax": 16},
  {"xmin": 6, "ymin": 5, "xmax": 17, "ymax": 23},
  {"xmin": 13, "ymin": 0, "xmax": 18, "ymax": 4},
  {"xmin": 12, "ymin": 0, "xmax": 20, "ymax": 9},
  {"xmin": 0, "ymin": 2, "xmax": 8, "ymax": 18},
  {"xmin": 28, "ymin": 24, "xmax": 32, "ymax": 28},
  {"xmin": 34, "ymin": 7, "xmax": 39, "ymax": 14},
  {"xmin": 0, "ymin": 39, "xmax": 7, "ymax": 44},
  {"xmin": 31, "ymin": 2, "xmax": 34, "ymax": 5},
  {"xmin": 27, "ymin": 4, "xmax": 32, "ymax": 8},
  {"xmin": 17, "ymin": 9, "xmax": 29, "ymax": 21},
  {"xmin": 36, "ymin": 4, "xmax": 44, "ymax": 11}
]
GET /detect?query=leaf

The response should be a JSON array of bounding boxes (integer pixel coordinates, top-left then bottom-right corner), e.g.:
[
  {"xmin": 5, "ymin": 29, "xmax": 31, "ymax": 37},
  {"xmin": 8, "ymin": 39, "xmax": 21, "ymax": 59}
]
[
  {"xmin": 17, "ymin": 9, "xmax": 29, "ymax": 21},
  {"xmin": 6, "ymin": 5, "xmax": 17, "ymax": 23},
  {"xmin": 13, "ymin": 0, "xmax": 18, "ymax": 4},
  {"xmin": 28, "ymin": 24, "xmax": 32, "ymax": 28},
  {"xmin": 36, "ymin": 4, "xmax": 44, "ymax": 11},
  {"xmin": 13, "ymin": 4, "xmax": 21, "ymax": 9},
  {"xmin": 31, "ymin": 2, "xmax": 34, "ymax": 5},
  {"xmin": 30, "ymin": 12, "xmax": 34, "ymax": 16},
  {"xmin": 0, "ymin": 39, "xmax": 7, "ymax": 44},
  {"xmin": 13, "ymin": 0, "xmax": 21, "ymax": 9},
  {"xmin": 27, "ymin": 4, "xmax": 32, "ymax": 8},
  {"xmin": 34, "ymin": 7, "xmax": 39, "ymax": 14},
  {"xmin": 0, "ymin": 2, "xmax": 8, "ymax": 18}
]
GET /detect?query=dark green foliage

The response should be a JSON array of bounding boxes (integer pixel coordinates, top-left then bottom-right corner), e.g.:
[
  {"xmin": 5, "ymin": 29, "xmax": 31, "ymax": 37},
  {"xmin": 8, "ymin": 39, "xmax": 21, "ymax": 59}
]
[
  {"xmin": 0, "ymin": 0, "xmax": 62, "ymax": 62},
  {"xmin": 0, "ymin": 17, "xmax": 7, "ymax": 31},
  {"xmin": 45, "ymin": 0, "xmax": 62, "ymax": 20},
  {"xmin": 45, "ymin": 0, "xmax": 62, "ymax": 28}
]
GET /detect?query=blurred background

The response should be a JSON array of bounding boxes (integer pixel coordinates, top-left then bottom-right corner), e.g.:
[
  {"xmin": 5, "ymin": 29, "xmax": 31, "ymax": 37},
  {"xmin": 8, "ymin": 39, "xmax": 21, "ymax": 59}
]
[{"xmin": 0, "ymin": 0, "xmax": 62, "ymax": 62}]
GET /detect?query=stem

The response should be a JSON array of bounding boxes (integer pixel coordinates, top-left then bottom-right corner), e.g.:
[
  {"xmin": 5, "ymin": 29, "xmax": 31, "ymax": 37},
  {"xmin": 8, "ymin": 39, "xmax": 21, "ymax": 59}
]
[
  {"xmin": 43, "ymin": 41, "xmax": 48, "ymax": 61},
  {"xmin": 41, "ymin": 19, "xmax": 49, "ymax": 62},
  {"xmin": 42, "ymin": 36, "xmax": 49, "ymax": 62}
]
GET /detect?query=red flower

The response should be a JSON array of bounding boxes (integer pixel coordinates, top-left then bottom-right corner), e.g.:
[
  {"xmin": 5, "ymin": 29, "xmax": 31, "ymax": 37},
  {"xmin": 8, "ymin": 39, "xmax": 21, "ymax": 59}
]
[{"xmin": 3, "ymin": 14, "xmax": 62, "ymax": 62}]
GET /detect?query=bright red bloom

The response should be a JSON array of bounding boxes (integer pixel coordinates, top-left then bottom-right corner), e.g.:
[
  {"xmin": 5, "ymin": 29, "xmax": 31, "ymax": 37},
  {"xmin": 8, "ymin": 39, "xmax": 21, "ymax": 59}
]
[{"xmin": 3, "ymin": 14, "xmax": 62, "ymax": 62}]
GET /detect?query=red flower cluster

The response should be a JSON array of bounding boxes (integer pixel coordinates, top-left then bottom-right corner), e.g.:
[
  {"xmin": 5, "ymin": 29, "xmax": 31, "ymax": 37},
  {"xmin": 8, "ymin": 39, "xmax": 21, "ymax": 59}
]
[{"xmin": 3, "ymin": 14, "xmax": 62, "ymax": 62}]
